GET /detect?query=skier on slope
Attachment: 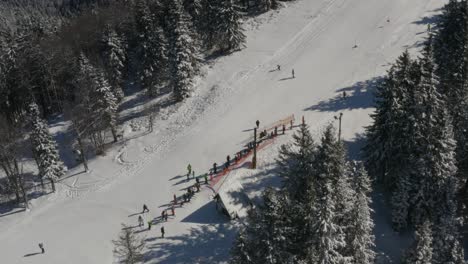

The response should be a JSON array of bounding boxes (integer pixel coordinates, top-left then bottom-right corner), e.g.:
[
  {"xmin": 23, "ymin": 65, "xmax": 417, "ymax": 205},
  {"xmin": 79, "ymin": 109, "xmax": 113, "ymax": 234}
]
[
  {"xmin": 213, "ymin": 163, "xmax": 217, "ymax": 174},
  {"xmin": 38, "ymin": 243, "xmax": 45, "ymax": 254},
  {"xmin": 187, "ymin": 164, "xmax": 192, "ymax": 176},
  {"xmin": 161, "ymin": 226, "xmax": 165, "ymax": 238},
  {"xmin": 138, "ymin": 215, "xmax": 144, "ymax": 227},
  {"xmin": 256, "ymin": 120, "xmax": 260, "ymax": 128},
  {"xmin": 277, "ymin": 65, "xmax": 281, "ymax": 71},
  {"xmin": 292, "ymin": 69, "xmax": 295, "ymax": 78},
  {"xmin": 142, "ymin": 204, "xmax": 149, "ymax": 213},
  {"xmin": 148, "ymin": 220, "xmax": 152, "ymax": 230}
]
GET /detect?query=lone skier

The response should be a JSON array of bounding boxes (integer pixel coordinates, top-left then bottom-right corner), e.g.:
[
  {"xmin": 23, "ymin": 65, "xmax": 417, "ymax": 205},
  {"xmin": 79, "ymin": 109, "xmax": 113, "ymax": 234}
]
[
  {"xmin": 256, "ymin": 120, "xmax": 260, "ymax": 128},
  {"xmin": 38, "ymin": 243, "xmax": 45, "ymax": 254},
  {"xmin": 138, "ymin": 215, "xmax": 144, "ymax": 227},
  {"xmin": 292, "ymin": 69, "xmax": 295, "ymax": 78},
  {"xmin": 187, "ymin": 164, "xmax": 192, "ymax": 177},
  {"xmin": 142, "ymin": 204, "xmax": 149, "ymax": 213},
  {"xmin": 213, "ymin": 163, "xmax": 217, "ymax": 174},
  {"xmin": 277, "ymin": 65, "xmax": 281, "ymax": 71},
  {"xmin": 161, "ymin": 226, "xmax": 165, "ymax": 238}
]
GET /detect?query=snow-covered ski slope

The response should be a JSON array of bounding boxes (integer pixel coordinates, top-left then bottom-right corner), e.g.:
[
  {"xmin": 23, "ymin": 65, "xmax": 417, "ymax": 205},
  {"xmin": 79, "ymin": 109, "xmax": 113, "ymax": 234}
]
[{"xmin": 0, "ymin": 0, "xmax": 445, "ymax": 263}]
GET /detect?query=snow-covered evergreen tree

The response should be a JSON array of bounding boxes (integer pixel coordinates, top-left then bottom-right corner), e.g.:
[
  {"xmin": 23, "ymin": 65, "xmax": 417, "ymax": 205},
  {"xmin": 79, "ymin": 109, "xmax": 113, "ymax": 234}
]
[
  {"xmin": 166, "ymin": 0, "xmax": 201, "ymax": 101},
  {"xmin": 29, "ymin": 102, "xmax": 65, "ymax": 192},
  {"xmin": 364, "ymin": 51, "xmax": 418, "ymax": 190},
  {"xmin": 310, "ymin": 125, "xmax": 349, "ymax": 264},
  {"xmin": 230, "ymin": 230, "xmax": 253, "ymax": 264},
  {"xmin": 76, "ymin": 53, "xmax": 120, "ymax": 150},
  {"xmin": 216, "ymin": 0, "xmax": 246, "ymax": 52},
  {"xmin": 142, "ymin": 24, "xmax": 168, "ymax": 97},
  {"xmin": 101, "ymin": 26, "xmax": 126, "ymax": 101},
  {"xmin": 348, "ymin": 163, "xmax": 375, "ymax": 264},
  {"xmin": 409, "ymin": 36, "xmax": 457, "ymax": 226},
  {"xmin": 276, "ymin": 122, "xmax": 317, "ymax": 260},
  {"xmin": 390, "ymin": 171, "xmax": 411, "ymax": 231},
  {"xmin": 432, "ymin": 177, "xmax": 465, "ymax": 264},
  {"xmin": 94, "ymin": 70, "xmax": 119, "ymax": 143},
  {"xmin": 402, "ymin": 220, "xmax": 433, "ymax": 264},
  {"xmin": 276, "ymin": 122, "xmax": 316, "ymax": 201},
  {"xmin": 231, "ymin": 188, "xmax": 294, "ymax": 263}
]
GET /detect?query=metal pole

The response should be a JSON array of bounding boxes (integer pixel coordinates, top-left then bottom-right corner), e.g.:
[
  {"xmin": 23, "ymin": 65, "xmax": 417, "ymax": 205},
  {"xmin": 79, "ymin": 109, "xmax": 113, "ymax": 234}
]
[{"xmin": 252, "ymin": 127, "xmax": 257, "ymax": 169}]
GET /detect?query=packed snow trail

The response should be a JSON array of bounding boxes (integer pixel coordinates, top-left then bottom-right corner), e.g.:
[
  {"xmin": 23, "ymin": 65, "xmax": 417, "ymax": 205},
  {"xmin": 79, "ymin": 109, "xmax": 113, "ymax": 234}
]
[{"xmin": 0, "ymin": 0, "xmax": 445, "ymax": 263}]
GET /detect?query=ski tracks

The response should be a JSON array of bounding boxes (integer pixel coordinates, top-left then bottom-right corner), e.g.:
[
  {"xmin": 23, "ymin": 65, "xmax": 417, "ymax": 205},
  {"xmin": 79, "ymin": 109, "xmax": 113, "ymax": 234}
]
[{"xmin": 59, "ymin": 0, "xmax": 348, "ymax": 199}]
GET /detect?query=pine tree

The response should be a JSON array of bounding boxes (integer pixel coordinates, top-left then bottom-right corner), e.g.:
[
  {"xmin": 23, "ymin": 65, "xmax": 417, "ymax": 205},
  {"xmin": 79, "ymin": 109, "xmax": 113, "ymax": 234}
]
[
  {"xmin": 275, "ymin": 122, "xmax": 317, "ymax": 260},
  {"xmin": 364, "ymin": 51, "xmax": 419, "ymax": 190},
  {"xmin": 230, "ymin": 230, "xmax": 253, "ymax": 264},
  {"xmin": 348, "ymin": 164, "xmax": 375, "ymax": 264},
  {"xmin": 215, "ymin": 0, "xmax": 246, "ymax": 52},
  {"xmin": 142, "ymin": 24, "xmax": 168, "ymax": 97},
  {"xmin": 101, "ymin": 26, "xmax": 126, "ymax": 101},
  {"xmin": 198, "ymin": 0, "xmax": 221, "ymax": 50},
  {"xmin": 390, "ymin": 170, "xmax": 411, "ymax": 231},
  {"xmin": 432, "ymin": 177, "xmax": 465, "ymax": 264},
  {"xmin": 166, "ymin": 0, "xmax": 201, "ymax": 101},
  {"xmin": 276, "ymin": 122, "xmax": 316, "ymax": 201},
  {"xmin": 29, "ymin": 102, "xmax": 65, "ymax": 192},
  {"xmin": 112, "ymin": 224, "xmax": 146, "ymax": 264},
  {"xmin": 409, "ymin": 36, "xmax": 457, "ymax": 226},
  {"xmin": 76, "ymin": 53, "xmax": 120, "ymax": 151},
  {"xmin": 310, "ymin": 125, "xmax": 348, "ymax": 264},
  {"xmin": 94, "ymin": 70, "xmax": 119, "ymax": 143},
  {"xmin": 231, "ymin": 188, "xmax": 294, "ymax": 264},
  {"xmin": 402, "ymin": 220, "xmax": 433, "ymax": 264}
]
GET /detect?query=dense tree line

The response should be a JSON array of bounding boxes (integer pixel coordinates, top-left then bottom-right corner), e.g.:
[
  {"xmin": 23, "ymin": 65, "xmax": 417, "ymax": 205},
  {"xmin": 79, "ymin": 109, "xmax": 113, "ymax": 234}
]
[
  {"xmin": 230, "ymin": 124, "xmax": 376, "ymax": 263},
  {"xmin": 0, "ymin": 0, "xmax": 292, "ymax": 206},
  {"xmin": 364, "ymin": 0, "xmax": 467, "ymax": 261}
]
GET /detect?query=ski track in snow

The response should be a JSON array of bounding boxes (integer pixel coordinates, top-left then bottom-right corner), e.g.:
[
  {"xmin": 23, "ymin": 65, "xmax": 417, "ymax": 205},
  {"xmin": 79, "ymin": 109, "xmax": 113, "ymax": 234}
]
[{"xmin": 59, "ymin": 0, "xmax": 348, "ymax": 199}]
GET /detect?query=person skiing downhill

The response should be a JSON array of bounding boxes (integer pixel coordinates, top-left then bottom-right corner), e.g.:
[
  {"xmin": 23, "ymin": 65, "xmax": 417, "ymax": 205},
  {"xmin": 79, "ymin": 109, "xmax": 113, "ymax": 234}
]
[
  {"xmin": 148, "ymin": 220, "xmax": 152, "ymax": 230},
  {"xmin": 187, "ymin": 164, "xmax": 192, "ymax": 176},
  {"xmin": 256, "ymin": 120, "xmax": 260, "ymax": 128},
  {"xmin": 161, "ymin": 226, "xmax": 165, "ymax": 238},
  {"xmin": 138, "ymin": 215, "xmax": 144, "ymax": 227},
  {"xmin": 277, "ymin": 65, "xmax": 281, "ymax": 71},
  {"xmin": 292, "ymin": 69, "xmax": 295, "ymax": 78},
  {"xmin": 142, "ymin": 204, "xmax": 149, "ymax": 213},
  {"xmin": 38, "ymin": 243, "xmax": 45, "ymax": 254}
]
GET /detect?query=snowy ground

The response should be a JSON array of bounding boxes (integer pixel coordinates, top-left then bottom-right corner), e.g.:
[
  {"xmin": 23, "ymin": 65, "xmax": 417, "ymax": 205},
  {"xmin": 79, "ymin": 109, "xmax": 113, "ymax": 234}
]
[{"xmin": 0, "ymin": 0, "xmax": 446, "ymax": 263}]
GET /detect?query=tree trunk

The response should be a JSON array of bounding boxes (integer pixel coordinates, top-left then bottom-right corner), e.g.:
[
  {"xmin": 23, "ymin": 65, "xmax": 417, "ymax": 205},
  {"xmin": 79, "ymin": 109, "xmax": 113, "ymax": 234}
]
[
  {"xmin": 111, "ymin": 126, "xmax": 118, "ymax": 143},
  {"xmin": 50, "ymin": 178, "xmax": 56, "ymax": 193},
  {"xmin": 77, "ymin": 135, "xmax": 89, "ymax": 172}
]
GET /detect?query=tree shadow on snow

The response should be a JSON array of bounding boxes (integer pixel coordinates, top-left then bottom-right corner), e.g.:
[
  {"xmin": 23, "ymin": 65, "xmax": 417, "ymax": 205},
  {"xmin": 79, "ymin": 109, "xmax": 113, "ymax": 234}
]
[
  {"xmin": 23, "ymin": 252, "xmax": 42, "ymax": 257},
  {"xmin": 304, "ymin": 77, "xmax": 383, "ymax": 113},
  {"xmin": 343, "ymin": 132, "xmax": 367, "ymax": 161},
  {"xmin": 181, "ymin": 200, "xmax": 229, "ymax": 224},
  {"xmin": 143, "ymin": 223, "xmax": 237, "ymax": 263}
]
